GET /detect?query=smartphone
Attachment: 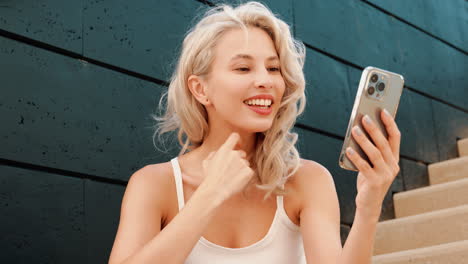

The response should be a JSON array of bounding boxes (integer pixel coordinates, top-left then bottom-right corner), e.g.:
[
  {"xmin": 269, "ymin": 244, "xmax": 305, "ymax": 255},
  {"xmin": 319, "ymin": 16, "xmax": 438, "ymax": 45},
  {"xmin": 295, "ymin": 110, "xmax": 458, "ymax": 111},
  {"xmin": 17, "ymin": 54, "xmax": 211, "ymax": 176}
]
[{"xmin": 339, "ymin": 66, "xmax": 404, "ymax": 171}]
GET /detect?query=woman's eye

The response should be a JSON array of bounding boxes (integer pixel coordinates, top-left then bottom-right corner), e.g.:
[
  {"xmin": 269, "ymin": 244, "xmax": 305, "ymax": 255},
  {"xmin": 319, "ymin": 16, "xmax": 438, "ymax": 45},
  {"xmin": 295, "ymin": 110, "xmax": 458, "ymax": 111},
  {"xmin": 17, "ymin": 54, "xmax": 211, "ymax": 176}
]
[{"xmin": 236, "ymin": 67, "xmax": 280, "ymax": 72}]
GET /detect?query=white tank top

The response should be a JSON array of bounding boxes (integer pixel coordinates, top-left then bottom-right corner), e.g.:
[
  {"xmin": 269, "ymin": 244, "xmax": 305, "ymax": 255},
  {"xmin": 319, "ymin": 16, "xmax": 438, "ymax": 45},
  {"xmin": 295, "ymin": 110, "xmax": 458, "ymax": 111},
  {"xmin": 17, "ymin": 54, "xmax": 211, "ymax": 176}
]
[{"xmin": 170, "ymin": 157, "xmax": 307, "ymax": 264}]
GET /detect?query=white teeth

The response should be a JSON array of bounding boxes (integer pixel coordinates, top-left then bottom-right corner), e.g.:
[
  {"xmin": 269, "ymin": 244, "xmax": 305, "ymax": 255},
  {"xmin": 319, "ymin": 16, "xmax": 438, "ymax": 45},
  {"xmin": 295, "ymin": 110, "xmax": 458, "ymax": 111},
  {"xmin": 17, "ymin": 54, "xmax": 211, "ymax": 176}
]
[{"xmin": 244, "ymin": 99, "xmax": 272, "ymax": 106}]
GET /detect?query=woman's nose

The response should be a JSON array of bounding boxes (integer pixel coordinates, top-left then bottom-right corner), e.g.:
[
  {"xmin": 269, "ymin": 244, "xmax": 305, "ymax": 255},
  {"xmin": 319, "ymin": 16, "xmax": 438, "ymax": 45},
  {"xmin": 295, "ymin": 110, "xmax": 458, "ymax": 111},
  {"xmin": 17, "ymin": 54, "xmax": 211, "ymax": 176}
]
[{"xmin": 254, "ymin": 68, "xmax": 273, "ymax": 89}]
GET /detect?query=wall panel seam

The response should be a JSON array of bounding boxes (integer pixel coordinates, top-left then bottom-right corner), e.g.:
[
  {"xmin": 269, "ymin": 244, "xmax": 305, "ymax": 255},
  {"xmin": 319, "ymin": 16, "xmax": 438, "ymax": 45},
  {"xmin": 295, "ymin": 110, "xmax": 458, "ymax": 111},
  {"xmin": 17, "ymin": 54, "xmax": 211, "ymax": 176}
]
[{"xmin": 360, "ymin": 0, "xmax": 467, "ymax": 55}]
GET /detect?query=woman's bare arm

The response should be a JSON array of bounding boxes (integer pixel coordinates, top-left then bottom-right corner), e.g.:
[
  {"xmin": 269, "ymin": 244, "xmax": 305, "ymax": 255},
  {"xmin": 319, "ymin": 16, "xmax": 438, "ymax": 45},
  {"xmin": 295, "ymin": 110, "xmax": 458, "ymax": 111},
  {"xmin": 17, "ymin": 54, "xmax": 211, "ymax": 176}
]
[{"xmin": 108, "ymin": 165, "xmax": 224, "ymax": 264}]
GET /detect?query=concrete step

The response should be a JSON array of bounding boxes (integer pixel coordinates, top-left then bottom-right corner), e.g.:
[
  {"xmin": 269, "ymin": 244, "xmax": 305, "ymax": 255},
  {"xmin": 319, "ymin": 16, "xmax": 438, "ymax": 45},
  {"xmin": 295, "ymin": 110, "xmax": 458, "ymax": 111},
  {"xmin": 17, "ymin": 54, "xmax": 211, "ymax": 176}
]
[
  {"xmin": 428, "ymin": 156, "xmax": 468, "ymax": 185},
  {"xmin": 373, "ymin": 204, "xmax": 468, "ymax": 255},
  {"xmin": 394, "ymin": 178, "xmax": 468, "ymax": 218},
  {"xmin": 372, "ymin": 240, "xmax": 468, "ymax": 264},
  {"xmin": 458, "ymin": 138, "xmax": 468, "ymax": 157}
]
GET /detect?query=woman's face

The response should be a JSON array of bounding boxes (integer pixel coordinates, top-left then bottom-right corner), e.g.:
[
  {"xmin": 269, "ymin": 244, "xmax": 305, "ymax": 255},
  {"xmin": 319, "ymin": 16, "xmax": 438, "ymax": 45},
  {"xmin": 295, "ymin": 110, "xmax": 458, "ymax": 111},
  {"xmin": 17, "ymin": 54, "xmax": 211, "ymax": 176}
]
[{"xmin": 202, "ymin": 26, "xmax": 286, "ymax": 133}]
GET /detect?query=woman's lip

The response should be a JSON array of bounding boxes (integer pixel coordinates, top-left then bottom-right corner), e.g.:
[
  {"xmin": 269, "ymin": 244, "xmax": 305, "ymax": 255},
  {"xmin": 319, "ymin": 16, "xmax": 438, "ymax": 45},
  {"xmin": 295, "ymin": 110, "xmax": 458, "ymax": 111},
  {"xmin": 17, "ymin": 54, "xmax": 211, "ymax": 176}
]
[{"xmin": 244, "ymin": 103, "xmax": 273, "ymax": 115}]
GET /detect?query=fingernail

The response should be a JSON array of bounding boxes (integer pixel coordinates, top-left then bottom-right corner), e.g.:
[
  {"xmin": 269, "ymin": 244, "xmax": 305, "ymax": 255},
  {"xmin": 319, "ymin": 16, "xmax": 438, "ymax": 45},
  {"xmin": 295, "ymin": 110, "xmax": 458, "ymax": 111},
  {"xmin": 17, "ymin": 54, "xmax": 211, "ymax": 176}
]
[
  {"xmin": 383, "ymin": 109, "xmax": 391, "ymax": 117},
  {"xmin": 364, "ymin": 115, "xmax": 372, "ymax": 124},
  {"xmin": 346, "ymin": 147, "xmax": 354, "ymax": 155},
  {"xmin": 353, "ymin": 126, "xmax": 362, "ymax": 136}
]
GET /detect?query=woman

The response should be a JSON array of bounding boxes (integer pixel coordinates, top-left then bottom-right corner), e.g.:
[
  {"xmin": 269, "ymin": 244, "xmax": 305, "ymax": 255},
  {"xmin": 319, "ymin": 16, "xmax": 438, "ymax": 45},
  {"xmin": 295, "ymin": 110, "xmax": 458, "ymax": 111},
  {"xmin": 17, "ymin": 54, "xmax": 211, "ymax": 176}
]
[{"xmin": 108, "ymin": 2, "xmax": 401, "ymax": 264}]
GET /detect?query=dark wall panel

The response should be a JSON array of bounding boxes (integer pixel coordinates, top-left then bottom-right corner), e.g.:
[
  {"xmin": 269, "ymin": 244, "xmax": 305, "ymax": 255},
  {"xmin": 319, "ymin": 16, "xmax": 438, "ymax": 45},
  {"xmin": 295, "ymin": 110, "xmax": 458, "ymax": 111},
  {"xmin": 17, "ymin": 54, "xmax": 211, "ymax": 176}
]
[
  {"xmin": 0, "ymin": 0, "xmax": 467, "ymax": 261},
  {"xmin": 0, "ymin": 165, "xmax": 85, "ymax": 263},
  {"xmin": 212, "ymin": 0, "xmax": 294, "ymax": 32},
  {"xmin": 432, "ymin": 100, "xmax": 468, "ymax": 161},
  {"xmin": 367, "ymin": 0, "xmax": 468, "ymax": 52},
  {"xmin": 400, "ymin": 159, "xmax": 429, "ymax": 191},
  {"xmin": 299, "ymin": 48, "xmax": 353, "ymax": 136},
  {"xmin": 85, "ymin": 179, "xmax": 125, "ymax": 263},
  {"xmin": 340, "ymin": 225, "xmax": 350, "ymax": 246},
  {"xmin": 294, "ymin": 0, "xmax": 468, "ymax": 110},
  {"xmin": 83, "ymin": 0, "xmax": 207, "ymax": 81},
  {"xmin": 393, "ymin": 88, "xmax": 439, "ymax": 163},
  {"xmin": 0, "ymin": 36, "xmax": 177, "ymax": 182},
  {"xmin": 0, "ymin": 0, "xmax": 82, "ymax": 54},
  {"xmin": 82, "ymin": 0, "xmax": 294, "ymax": 82}
]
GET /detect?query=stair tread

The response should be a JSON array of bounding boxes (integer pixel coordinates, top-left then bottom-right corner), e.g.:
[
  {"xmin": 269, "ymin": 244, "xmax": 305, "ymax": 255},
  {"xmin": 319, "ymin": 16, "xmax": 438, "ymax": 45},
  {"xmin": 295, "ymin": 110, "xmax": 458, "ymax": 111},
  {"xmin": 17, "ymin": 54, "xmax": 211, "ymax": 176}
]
[
  {"xmin": 374, "ymin": 204, "xmax": 468, "ymax": 255},
  {"xmin": 428, "ymin": 156, "xmax": 468, "ymax": 185},
  {"xmin": 393, "ymin": 177, "xmax": 468, "ymax": 218},
  {"xmin": 394, "ymin": 177, "xmax": 468, "ymax": 198},
  {"xmin": 379, "ymin": 204, "xmax": 468, "ymax": 226},
  {"xmin": 373, "ymin": 240, "xmax": 468, "ymax": 261},
  {"xmin": 428, "ymin": 155, "xmax": 468, "ymax": 168}
]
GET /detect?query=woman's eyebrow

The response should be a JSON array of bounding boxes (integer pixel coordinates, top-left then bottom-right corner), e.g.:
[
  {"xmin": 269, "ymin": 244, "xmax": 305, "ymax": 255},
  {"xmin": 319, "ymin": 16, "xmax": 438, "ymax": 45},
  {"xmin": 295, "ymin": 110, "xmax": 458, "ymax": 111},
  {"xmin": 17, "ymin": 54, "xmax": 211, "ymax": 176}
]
[{"xmin": 230, "ymin": 53, "xmax": 279, "ymax": 62}]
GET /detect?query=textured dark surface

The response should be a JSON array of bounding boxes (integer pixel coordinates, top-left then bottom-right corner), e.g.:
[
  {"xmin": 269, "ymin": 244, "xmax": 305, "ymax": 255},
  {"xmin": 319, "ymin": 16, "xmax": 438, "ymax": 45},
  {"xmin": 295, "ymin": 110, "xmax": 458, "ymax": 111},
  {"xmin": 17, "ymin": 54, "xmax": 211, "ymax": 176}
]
[
  {"xmin": 85, "ymin": 179, "xmax": 126, "ymax": 263},
  {"xmin": 0, "ymin": 0, "xmax": 467, "ymax": 261},
  {"xmin": 0, "ymin": 0, "xmax": 82, "ymax": 53},
  {"xmin": 0, "ymin": 36, "xmax": 178, "ymax": 182},
  {"xmin": 0, "ymin": 165, "xmax": 85, "ymax": 264},
  {"xmin": 340, "ymin": 225, "xmax": 351, "ymax": 247},
  {"xmin": 298, "ymin": 48, "xmax": 353, "ymax": 135},
  {"xmin": 393, "ymin": 88, "xmax": 439, "ymax": 163},
  {"xmin": 367, "ymin": 0, "xmax": 468, "ymax": 52},
  {"xmin": 294, "ymin": 0, "xmax": 468, "ymax": 110},
  {"xmin": 211, "ymin": 0, "xmax": 294, "ymax": 31},
  {"xmin": 83, "ymin": 0, "xmax": 207, "ymax": 81},
  {"xmin": 432, "ymin": 100, "xmax": 468, "ymax": 161},
  {"xmin": 400, "ymin": 159, "xmax": 429, "ymax": 191}
]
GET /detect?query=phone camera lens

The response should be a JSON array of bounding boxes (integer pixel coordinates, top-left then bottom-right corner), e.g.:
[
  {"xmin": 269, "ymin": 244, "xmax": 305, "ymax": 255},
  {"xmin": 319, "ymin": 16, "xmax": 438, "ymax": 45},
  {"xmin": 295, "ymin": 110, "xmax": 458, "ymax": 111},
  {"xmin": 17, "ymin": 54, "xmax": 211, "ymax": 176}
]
[
  {"xmin": 377, "ymin": 82, "xmax": 385, "ymax": 91},
  {"xmin": 368, "ymin": 86, "xmax": 375, "ymax": 95},
  {"xmin": 370, "ymin": 74, "xmax": 378, "ymax": 83}
]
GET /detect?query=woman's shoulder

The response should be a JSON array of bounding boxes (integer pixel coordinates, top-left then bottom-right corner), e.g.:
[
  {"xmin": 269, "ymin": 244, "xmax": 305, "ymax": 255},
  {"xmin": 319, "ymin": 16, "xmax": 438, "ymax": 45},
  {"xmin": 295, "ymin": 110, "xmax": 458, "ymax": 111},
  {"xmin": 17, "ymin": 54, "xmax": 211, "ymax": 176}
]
[
  {"xmin": 131, "ymin": 161, "xmax": 174, "ymax": 187},
  {"xmin": 289, "ymin": 158, "xmax": 332, "ymax": 183},
  {"xmin": 125, "ymin": 161, "xmax": 176, "ymax": 213},
  {"xmin": 280, "ymin": 158, "xmax": 336, "ymax": 224},
  {"xmin": 286, "ymin": 158, "xmax": 335, "ymax": 197}
]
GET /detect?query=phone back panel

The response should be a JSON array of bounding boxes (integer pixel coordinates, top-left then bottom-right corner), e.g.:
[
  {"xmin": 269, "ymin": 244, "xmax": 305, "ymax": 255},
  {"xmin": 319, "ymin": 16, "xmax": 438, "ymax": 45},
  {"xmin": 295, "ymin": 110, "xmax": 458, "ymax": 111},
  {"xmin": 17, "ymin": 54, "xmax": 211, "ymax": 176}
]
[{"xmin": 339, "ymin": 66, "xmax": 404, "ymax": 171}]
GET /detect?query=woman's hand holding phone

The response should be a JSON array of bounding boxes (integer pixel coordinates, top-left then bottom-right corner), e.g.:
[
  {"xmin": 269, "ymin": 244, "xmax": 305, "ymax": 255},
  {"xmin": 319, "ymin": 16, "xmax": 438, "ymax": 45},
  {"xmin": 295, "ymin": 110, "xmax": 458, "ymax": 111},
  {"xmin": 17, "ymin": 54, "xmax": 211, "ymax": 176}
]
[{"xmin": 345, "ymin": 108, "xmax": 401, "ymax": 219}]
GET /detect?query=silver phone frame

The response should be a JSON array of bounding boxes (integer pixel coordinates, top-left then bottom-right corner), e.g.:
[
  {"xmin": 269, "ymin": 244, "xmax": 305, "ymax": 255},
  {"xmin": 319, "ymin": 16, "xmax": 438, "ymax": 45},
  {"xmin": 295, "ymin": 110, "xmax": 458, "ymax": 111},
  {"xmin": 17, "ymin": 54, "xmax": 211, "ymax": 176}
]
[{"xmin": 338, "ymin": 66, "xmax": 404, "ymax": 171}]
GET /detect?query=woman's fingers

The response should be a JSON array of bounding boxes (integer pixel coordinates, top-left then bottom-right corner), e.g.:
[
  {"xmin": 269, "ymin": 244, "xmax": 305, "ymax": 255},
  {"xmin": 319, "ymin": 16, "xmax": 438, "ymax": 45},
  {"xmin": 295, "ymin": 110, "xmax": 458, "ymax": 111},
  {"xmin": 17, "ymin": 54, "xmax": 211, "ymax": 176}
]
[
  {"xmin": 218, "ymin": 132, "xmax": 240, "ymax": 156},
  {"xmin": 360, "ymin": 114, "xmax": 398, "ymax": 169},
  {"xmin": 351, "ymin": 125, "xmax": 387, "ymax": 171},
  {"xmin": 346, "ymin": 146, "xmax": 373, "ymax": 175},
  {"xmin": 381, "ymin": 109, "xmax": 401, "ymax": 162}
]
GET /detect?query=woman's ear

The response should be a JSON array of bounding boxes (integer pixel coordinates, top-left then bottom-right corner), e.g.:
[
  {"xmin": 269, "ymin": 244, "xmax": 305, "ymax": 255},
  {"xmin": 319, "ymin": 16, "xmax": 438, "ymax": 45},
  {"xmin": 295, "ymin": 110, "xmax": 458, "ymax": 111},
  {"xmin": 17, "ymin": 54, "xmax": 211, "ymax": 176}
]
[{"xmin": 187, "ymin": 74, "xmax": 211, "ymax": 106}]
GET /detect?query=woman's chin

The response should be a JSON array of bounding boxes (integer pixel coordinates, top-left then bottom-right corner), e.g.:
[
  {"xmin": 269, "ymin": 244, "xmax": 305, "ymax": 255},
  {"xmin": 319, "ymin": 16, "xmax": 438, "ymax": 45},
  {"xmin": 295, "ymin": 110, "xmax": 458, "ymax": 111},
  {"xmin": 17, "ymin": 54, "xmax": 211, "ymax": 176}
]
[{"xmin": 241, "ymin": 122, "xmax": 273, "ymax": 133}]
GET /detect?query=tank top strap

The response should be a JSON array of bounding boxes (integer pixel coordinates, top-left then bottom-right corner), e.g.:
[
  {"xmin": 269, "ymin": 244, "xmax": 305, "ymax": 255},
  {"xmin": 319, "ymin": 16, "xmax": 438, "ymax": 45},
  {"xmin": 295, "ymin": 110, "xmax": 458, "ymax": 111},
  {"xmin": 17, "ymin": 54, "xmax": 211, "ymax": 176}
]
[
  {"xmin": 276, "ymin": 185, "xmax": 301, "ymax": 231},
  {"xmin": 276, "ymin": 195, "xmax": 283, "ymax": 209},
  {"xmin": 170, "ymin": 157, "xmax": 185, "ymax": 211},
  {"xmin": 276, "ymin": 182, "xmax": 285, "ymax": 207}
]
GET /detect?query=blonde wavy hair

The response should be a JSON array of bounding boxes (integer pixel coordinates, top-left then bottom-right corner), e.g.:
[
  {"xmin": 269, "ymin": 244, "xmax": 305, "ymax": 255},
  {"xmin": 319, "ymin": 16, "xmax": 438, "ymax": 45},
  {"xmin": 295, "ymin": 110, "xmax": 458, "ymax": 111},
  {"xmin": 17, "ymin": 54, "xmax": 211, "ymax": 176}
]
[{"xmin": 152, "ymin": 1, "xmax": 307, "ymax": 200}]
